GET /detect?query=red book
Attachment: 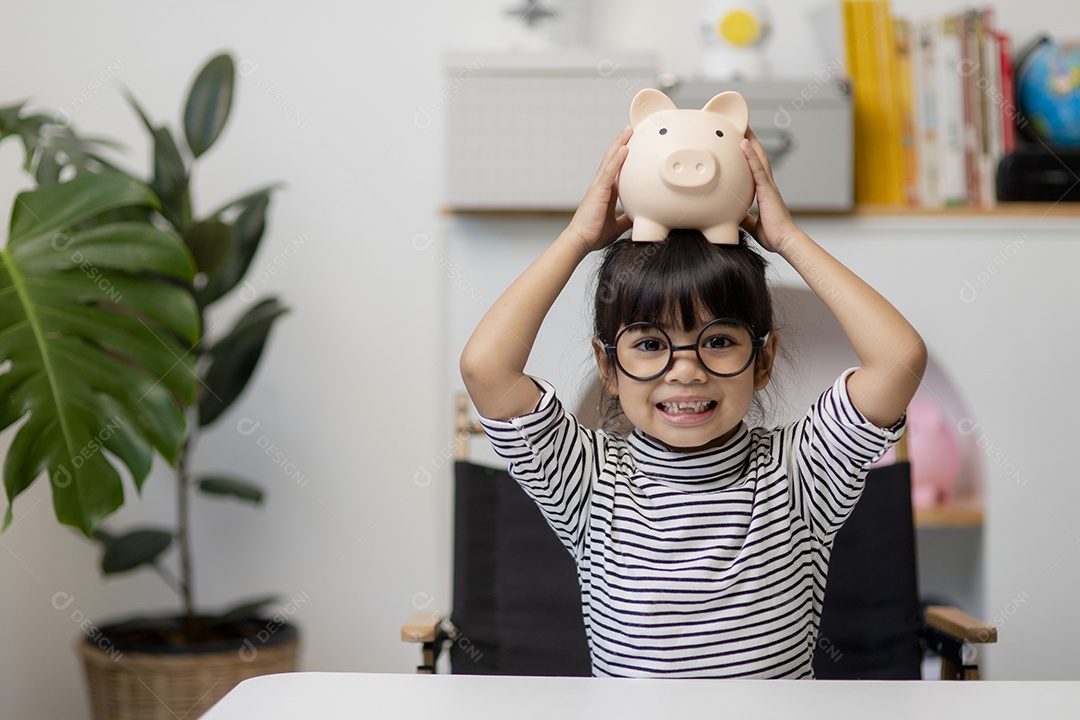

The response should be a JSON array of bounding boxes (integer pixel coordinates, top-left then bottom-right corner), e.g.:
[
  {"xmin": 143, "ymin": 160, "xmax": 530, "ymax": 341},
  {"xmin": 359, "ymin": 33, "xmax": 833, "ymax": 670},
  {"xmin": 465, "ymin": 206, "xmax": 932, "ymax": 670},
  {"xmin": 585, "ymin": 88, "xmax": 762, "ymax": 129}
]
[{"xmin": 998, "ymin": 30, "xmax": 1017, "ymax": 154}]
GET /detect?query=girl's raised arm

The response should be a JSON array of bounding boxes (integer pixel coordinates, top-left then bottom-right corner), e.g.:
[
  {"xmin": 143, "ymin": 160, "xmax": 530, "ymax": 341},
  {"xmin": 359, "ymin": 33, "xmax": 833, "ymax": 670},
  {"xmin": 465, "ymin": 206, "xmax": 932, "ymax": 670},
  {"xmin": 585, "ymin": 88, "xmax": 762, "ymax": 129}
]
[
  {"xmin": 740, "ymin": 129, "xmax": 927, "ymax": 428},
  {"xmin": 460, "ymin": 127, "xmax": 633, "ymax": 422}
]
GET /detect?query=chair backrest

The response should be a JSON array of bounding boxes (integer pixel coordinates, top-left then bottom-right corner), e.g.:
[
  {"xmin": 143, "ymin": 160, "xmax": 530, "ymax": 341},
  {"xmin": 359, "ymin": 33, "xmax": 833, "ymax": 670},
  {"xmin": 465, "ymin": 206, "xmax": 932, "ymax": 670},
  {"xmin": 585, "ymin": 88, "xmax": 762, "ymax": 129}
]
[
  {"xmin": 450, "ymin": 456, "xmax": 921, "ymax": 678},
  {"xmin": 813, "ymin": 460, "xmax": 923, "ymax": 679},
  {"xmin": 450, "ymin": 460, "xmax": 592, "ymax": 676}
]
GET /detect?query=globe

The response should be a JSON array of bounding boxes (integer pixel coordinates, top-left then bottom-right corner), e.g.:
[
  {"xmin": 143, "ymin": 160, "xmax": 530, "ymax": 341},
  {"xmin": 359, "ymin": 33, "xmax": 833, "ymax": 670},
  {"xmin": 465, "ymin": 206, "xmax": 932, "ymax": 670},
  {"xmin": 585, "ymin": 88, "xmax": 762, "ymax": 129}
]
[{"xmin": 1016, "ymin": 37, "xmax": 1080, "ymax": 147}]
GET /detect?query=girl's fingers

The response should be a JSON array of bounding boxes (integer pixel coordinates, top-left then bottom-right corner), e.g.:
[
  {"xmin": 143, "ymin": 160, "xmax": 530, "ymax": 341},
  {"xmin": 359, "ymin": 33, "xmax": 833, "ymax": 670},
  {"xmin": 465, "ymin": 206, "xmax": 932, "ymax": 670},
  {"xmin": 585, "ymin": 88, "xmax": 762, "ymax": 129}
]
[
  {"xmin": 741, "ymin": 137, "xmax": 765, "ymax": 171},
  {"xmin": 606, "ymin": 144, "xmax": 628, "ymax": 175},
  {"xmin": 742, "ymin": 137, "xmax": 777, "ymax": 198},
  {"xmin": 593, "ymin": 144, "xmax": 628, "ymax": 194},
  {"xmin": 741, "ymin": 137, "xmax": 759, "ymax": 165},
  {"xmin": 742, "ymin": 128, "xmax": 775, "ymax": 175},
  {"xmin": 597, "ymin": 125, "xmax": 633, "ymax": 174}
]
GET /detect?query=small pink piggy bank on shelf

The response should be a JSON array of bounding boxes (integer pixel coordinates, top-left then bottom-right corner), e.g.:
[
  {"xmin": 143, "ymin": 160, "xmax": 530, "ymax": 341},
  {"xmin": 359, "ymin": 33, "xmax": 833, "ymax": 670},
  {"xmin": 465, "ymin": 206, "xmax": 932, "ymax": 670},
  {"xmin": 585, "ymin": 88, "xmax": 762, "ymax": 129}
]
[{"xmin": 618, "ymin": 88, "xmax": 755, "ymax": 244}]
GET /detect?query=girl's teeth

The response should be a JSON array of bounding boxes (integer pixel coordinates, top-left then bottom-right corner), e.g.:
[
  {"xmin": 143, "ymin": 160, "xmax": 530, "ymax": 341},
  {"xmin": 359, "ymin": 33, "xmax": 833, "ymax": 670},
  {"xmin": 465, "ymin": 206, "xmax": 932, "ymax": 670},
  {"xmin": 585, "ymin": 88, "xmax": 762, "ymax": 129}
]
[{"xmin": 662, "ymin": 401, "xmax": 711, "ymax": 413}]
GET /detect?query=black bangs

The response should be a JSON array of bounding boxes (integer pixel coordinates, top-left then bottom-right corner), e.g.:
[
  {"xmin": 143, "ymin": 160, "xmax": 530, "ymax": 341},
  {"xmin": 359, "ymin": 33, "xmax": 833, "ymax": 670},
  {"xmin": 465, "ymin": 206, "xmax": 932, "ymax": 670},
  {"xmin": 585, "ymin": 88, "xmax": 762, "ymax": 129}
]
[{"xmin": 594, "ymin": 229, "xmax": 772, "ymax": 343}]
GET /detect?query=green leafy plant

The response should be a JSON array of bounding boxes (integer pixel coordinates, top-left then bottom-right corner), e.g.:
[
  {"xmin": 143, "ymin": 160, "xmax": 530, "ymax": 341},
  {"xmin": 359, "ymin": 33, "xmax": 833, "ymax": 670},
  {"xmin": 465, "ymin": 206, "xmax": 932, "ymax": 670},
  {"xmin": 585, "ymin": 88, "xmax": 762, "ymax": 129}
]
[{"xmin": 0, "ymin": 52, "xmax": 288, "ymax": 631}]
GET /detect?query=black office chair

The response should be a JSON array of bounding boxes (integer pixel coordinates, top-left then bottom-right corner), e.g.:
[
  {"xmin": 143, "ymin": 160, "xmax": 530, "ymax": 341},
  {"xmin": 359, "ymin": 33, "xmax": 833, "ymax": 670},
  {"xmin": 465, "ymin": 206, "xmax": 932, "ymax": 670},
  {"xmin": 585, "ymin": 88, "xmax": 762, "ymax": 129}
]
[
  {"xmin": 814, "ymin": 458, "xmax": 923, "ymax": 679},
  {"xmin": 430, "ymin": 459, "xmax": 591, "ymax": 675},
  {"xmin": 403, "ymin": 399, "xmax": 995, "ymax": 679},
  {"xmin": 401, "ymin": 396, "xmax": 590, "ymax": 675},
  {"xmin": 813, "ymin": 441, "xmax": 996, "ymax": 680}
]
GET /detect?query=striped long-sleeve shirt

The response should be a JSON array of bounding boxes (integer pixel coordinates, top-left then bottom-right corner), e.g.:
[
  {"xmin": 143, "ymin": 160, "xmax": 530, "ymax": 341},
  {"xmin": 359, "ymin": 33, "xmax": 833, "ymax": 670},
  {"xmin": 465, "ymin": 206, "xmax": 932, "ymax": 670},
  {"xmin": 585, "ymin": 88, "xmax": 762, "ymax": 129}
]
[{"xmin": 478, "ymin": 369, "xmax": 904, "ymax": 678}]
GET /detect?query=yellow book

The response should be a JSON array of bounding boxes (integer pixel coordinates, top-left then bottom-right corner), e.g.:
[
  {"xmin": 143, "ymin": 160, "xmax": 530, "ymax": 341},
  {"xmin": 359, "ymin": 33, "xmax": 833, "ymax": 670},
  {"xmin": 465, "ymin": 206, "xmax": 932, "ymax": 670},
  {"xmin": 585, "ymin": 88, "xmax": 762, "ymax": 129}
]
[
  {"xmin": 872, "ymin": 1, "xmax": 906, "ymax": 204},
  {"xmin": 843, "ymin": 1, "xmax": 906, "ymax": 205},
  {"xmin": 845, "ymin": 1, "xmax": 876, "ymax": 204}
]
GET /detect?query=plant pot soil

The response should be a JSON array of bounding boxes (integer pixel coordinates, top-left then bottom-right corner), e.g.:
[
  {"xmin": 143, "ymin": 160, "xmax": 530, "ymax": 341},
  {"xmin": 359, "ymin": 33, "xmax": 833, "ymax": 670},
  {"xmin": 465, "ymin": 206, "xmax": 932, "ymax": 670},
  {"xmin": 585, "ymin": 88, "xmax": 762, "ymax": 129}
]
[{"xmin": 78, "ymin": 615, "xmax": 298, "ymax": 720}]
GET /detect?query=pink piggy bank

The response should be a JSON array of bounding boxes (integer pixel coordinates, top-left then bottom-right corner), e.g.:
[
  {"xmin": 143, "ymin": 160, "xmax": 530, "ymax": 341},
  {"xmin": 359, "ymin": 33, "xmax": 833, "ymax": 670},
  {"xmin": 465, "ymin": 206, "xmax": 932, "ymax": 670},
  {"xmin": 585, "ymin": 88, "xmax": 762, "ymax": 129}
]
[{"xmin": 618, "ymin": 88, "xmax": 755, "ymax": 244}]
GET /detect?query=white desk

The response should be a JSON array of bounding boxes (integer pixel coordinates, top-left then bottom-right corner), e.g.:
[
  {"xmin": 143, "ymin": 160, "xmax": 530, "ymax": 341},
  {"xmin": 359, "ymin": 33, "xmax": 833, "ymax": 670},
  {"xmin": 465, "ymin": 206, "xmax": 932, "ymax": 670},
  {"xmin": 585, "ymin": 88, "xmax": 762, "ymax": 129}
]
[{"xmin": 201, "ymin": 672, "xmax": 1080, "ymax": 719}]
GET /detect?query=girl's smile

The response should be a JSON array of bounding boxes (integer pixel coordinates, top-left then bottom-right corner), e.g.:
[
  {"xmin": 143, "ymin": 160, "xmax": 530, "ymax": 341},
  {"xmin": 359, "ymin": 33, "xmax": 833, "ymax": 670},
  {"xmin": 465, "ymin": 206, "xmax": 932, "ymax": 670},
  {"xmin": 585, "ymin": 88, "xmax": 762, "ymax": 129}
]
[
  {"xmin": 655, "ymin": 396, "xmax": 718, "ymax": 424},
  {"xmin": 643, "ymin": 381, "xmax": 745, "ymax": 451}
]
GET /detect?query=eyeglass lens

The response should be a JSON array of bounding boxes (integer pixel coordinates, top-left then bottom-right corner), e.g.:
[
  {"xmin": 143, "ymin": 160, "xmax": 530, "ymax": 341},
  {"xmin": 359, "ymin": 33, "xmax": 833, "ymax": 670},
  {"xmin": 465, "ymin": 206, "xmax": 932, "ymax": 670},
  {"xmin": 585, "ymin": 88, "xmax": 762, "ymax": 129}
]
[{"xmin": 614, "ymin": 320, "xmax": 756, "ymax": 380}]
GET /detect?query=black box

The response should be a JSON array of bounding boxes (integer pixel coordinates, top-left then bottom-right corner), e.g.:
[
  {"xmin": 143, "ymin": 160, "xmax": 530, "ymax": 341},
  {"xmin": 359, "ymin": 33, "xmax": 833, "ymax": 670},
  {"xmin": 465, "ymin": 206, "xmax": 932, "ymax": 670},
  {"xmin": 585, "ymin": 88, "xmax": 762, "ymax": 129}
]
[{"xmin": 997, "ymin": 146, "xmax": 1080, "ymax": 202}]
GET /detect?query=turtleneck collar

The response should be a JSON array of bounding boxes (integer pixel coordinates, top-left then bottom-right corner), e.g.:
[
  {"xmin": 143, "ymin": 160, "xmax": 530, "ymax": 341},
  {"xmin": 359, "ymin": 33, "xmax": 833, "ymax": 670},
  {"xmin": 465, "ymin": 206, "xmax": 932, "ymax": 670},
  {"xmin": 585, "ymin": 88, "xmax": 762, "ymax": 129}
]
[{"xmin": 627, "ymin": 423, "xmax": 753, "ymax": 491}]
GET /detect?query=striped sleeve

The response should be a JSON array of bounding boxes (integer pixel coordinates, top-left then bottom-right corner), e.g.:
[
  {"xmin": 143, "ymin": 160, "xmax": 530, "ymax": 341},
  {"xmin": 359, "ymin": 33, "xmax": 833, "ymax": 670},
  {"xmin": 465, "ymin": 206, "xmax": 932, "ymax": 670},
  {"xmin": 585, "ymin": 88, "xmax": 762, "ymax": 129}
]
[
  {"xmin": 477, "ymin": 378, "xmax": 602, "ymax": 558},
  {"xmin": 785, "ymin": 368, "xmax": 906, "ymax": 544}
]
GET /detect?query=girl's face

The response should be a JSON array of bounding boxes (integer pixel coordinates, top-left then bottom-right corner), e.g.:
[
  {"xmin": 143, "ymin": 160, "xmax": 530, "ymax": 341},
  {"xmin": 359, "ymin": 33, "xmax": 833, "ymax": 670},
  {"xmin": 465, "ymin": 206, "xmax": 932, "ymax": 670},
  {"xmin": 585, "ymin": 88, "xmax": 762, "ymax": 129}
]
[{"xmin": 594, "ymin": 317, "xmax": 776, "ymax": 452}]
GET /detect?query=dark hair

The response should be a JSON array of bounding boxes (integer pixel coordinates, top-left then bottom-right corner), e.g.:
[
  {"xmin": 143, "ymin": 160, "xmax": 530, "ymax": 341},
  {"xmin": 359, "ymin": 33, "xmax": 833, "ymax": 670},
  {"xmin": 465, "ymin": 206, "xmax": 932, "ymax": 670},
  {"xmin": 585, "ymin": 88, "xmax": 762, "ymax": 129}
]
[
  {"xmin": 590, "ymin": 228, "xmax": 776, "ymax": 431},
  {"xmin": 594, "ymin": 228, "xmax": 773, "ymax": 343}
]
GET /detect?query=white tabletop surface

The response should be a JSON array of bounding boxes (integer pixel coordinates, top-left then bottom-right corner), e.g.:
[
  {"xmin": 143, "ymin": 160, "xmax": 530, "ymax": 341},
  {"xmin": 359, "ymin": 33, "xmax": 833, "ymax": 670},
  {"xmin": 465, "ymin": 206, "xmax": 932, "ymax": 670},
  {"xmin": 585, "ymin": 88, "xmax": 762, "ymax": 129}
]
[{"xmin": 200, "ymin": 671, "xmax": 1080, "ymax": 719}]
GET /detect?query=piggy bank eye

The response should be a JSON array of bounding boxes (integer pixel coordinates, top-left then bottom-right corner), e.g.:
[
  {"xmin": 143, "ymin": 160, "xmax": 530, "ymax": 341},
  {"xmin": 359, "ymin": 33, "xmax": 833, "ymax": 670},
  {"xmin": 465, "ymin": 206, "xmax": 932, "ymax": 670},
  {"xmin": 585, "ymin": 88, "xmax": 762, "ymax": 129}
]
[
  {"xmin": 659, "ymin": 128, "xmax": 668, "ymax": 135},
  {"xmin": 716, "ymin": 130, "xmax": 724, "ymax": 138}
]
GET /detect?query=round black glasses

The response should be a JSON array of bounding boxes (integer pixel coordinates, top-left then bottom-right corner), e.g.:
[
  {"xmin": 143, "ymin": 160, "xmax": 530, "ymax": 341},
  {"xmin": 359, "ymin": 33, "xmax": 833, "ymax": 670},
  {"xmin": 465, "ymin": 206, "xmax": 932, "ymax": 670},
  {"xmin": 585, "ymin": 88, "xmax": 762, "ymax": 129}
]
[{"xmin": 601, "ymin": 318, "xmax": 768, "ymax": 382}]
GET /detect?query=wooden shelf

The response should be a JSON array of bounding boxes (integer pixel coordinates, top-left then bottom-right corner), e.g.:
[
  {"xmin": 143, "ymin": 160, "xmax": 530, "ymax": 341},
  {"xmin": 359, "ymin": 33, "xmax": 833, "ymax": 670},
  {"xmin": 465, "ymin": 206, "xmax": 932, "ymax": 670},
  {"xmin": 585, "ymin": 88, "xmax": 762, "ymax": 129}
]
[
  {"xmin": 914, "ymin": 496, "xmax": 984, "ymax": 529},
  {"xmin": 441, "ymin": 207, "xmax": 571, "ymax": 217},
  {"xmin": 804, "ymin": 202, "xmax": 1080, "ymax": 218},
  {"xmin": 444, "ymin": 203, "xmax": 1080, "ymax": 219}
]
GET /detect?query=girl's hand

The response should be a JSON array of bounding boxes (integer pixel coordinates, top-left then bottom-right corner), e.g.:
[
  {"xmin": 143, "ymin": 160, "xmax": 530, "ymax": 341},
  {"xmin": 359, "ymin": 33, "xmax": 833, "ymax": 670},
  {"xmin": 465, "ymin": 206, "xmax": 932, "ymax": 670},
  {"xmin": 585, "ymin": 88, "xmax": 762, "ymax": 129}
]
[
  {"xmin": 563, "ymin": 126, "xmax": 634, "ymax": 254},
  {"xmin": 740, "ymin": 127, "xmax": 799, "ymax": 255}
]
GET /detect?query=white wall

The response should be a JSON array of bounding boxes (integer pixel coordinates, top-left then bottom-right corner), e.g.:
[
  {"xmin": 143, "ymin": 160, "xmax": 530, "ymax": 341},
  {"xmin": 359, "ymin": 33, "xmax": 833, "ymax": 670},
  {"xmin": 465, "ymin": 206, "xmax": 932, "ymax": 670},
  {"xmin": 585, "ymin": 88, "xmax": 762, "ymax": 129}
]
[{"xmin": 1, "ymin": 1, "xmax": 1078, "ymax": 718}]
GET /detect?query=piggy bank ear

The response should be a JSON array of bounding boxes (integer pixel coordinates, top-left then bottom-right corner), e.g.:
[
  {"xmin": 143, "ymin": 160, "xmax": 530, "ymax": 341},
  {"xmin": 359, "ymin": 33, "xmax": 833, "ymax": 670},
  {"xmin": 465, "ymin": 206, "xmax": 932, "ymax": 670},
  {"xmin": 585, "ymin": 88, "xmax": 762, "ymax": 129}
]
[
  {"xmin": 630, "ymin": 88, "xmax": 677, "ymax": 128},
  {"xmin": 702, "ymin": 91, "xmax": 749, "ymax": 134}
]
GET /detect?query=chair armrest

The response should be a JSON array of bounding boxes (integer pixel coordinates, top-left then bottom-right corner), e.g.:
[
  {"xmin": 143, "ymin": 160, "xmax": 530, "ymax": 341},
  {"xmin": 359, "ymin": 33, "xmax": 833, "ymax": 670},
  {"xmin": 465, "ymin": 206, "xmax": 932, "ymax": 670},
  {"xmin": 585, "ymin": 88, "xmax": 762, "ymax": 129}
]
[
  {"xmin": 401, "ymin": 610, "xmax": 446, "ymax": 643},
  {"xmin": 925, "ymin": 605, "xmax": 997, "ymax": 644}
]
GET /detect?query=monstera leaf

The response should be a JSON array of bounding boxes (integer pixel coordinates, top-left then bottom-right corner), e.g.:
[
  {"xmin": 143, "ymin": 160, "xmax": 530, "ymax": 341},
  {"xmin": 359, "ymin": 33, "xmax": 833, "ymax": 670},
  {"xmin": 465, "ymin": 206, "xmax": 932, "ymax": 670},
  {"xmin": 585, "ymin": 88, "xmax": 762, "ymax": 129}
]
[{"xmin": 0, "ymin": 172, "xmax": 200, "ymax": 535}]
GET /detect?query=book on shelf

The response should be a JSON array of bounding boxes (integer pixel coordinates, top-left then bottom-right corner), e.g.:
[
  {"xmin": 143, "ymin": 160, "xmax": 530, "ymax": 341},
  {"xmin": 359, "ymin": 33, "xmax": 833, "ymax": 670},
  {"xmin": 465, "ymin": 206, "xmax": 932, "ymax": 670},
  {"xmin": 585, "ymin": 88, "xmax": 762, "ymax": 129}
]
[
  {"xmin": 959, "ymin": 10, "xmax": 983, "ymax": 206},
  {"xmin": 895, "ymin": 17, "xmax": 919, "ymax": 206},
  {"xmin": 842, "ymin": 0, "xmax": 906, "ymax": 204},
  {"xmin": 998, "ymin": 30, "xmax": 1017, "ymax": 155},
  {"xmin": 839, "ymin": 2, "xmax": 1015, "ymax": 208},
  {"xmin": 937, "ymin": 14, "xmax": 969, "ymax": 206}
]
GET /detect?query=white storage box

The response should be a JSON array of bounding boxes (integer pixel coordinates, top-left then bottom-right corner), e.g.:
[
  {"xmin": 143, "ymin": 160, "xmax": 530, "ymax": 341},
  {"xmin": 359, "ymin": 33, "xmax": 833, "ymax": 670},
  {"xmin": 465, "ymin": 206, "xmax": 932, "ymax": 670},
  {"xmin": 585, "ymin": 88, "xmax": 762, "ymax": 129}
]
[
  {"xmin": 444, "ymin": 51, "xmax": 656, "ymax": 211},
  {"xmin": 670, "ymin": 78, "xmax": 854, "ymax": 211},
  {"xmin": 443, "ymin": 55, "xmax": 853, "ymax": 212}
]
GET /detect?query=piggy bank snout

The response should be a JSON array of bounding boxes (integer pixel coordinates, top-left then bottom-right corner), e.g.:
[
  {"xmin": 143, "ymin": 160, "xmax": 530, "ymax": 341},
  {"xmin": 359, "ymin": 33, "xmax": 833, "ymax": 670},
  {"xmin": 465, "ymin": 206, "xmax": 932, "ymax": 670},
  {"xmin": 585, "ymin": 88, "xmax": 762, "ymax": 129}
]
[{"xmin": 660, "ymin": 147, "xmax": 718, "ymax": 189}]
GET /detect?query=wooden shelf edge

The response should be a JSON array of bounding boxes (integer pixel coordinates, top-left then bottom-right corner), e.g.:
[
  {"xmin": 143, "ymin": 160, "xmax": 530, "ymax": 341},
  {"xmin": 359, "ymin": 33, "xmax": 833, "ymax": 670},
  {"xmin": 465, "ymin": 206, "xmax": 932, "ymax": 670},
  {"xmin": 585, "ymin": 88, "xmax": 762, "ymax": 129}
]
[
  {"xmin": 441, "ymin": 207, "xmax": 572, "ymax": 217},
  {"xmin": 814, "ymin": 203, "xmax": 1080, "ymax": 218},
  {"xmin": 915, "ymin": 496, "xmax": 984, "ymax": 528},
  {"xmin": 443, "ymin": 203, "xmax": 1080, "ymax": 218}
]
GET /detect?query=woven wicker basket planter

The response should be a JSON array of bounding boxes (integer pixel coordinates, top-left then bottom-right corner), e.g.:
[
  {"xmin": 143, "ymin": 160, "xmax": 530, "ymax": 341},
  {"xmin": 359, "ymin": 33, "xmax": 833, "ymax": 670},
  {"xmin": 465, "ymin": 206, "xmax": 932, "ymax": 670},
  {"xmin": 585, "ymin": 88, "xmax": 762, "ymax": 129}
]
[{"xmin": 78, "ymin": 618, "xmax": 298, "ymax": 720}]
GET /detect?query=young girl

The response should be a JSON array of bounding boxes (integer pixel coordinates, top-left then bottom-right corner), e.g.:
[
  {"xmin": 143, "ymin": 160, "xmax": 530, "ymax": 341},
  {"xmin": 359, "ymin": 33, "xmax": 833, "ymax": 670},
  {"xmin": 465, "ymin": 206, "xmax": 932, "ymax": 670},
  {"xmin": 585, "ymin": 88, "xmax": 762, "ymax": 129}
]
[{"xmin": 460, "ymin": 126, "xmax": 927, "ymax": 678}]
